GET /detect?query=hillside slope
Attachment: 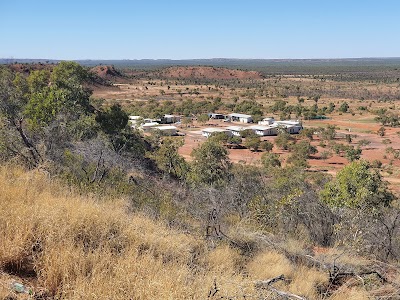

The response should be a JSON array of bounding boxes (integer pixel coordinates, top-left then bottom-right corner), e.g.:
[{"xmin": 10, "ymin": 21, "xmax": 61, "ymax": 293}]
[{"xmin": 0, "ymin": 166, "xmax": 398, "ymax": 299}]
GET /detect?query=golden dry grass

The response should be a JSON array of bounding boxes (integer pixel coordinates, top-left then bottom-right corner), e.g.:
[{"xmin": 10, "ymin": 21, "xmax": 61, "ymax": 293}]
[{"xmin": 0, "ymin": 165, "xmax": 390, "ymax": 299}]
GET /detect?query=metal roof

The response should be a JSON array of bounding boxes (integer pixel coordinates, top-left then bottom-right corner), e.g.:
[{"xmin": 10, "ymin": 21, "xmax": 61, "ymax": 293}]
[
  {"xmin": 225, "ymin": 126, "xmax": 245, "ymax": 131},
  {"xmin": 156, "ymin": 125, "xmax": 177, "ymax": 130},
  {"xmin": 249, "ymin": 125, "xmax": 273, "ymax": 130},
  {"xmin": 141, "ymin": 122, "xmax": 160, "ymax": 127},
  {"xmin": 228, "ymin": 113, "xmax": 252, "ymax": 118},
  {"xmin": 202, "ymin": 128, "xmax": 230, "ymax": 133}
]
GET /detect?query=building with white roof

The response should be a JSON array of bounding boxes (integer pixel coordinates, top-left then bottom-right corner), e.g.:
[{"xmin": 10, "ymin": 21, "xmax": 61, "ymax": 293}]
[
  {"xmin": 249, "ymin": 125, "xmax": 278, "ymax": 136},
  {"xmin": 273, "ymin": 120, "xmax": 303, "ymax": 134},
  {"xmin": 141, "ymin": 122, "xmax": 160, "ymax": 132},
  {"xmin": 258, "ymin": 117, "xmax": 275, "ymax": 125},
  {"xmin": 152, "ymin": 125, "xmax": 178, "ymax": 136},
  {"xmin": 160, "ymin": 114, "xmax": 180, "ymax": 124},
  {"xmin": 201, "ymin": 128, "xmax": 233, "ymax": 138},
  {"xmin": 228, "ymin": 113, "xmax": 253, "ymax": 123},
  {"xmin": 225, "ymin": 126, "xmax": 245, "ymax": 137}
]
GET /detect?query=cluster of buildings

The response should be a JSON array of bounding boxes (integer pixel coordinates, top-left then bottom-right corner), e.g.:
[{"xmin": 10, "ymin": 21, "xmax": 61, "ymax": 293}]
[
  {"xmin": 129, "ymin": 114, "xmax": 181, "ymax": 136},
  {"xmin": 201, "ymin": 117, "xmax": 302, "ymax": 138},
  {"xmin": 208, "ymin": 113, "xmax": 253, "ymax": 123},
  {"xmin": 129, "ymin": 112, "xmax": 302, "ymax": 139}
]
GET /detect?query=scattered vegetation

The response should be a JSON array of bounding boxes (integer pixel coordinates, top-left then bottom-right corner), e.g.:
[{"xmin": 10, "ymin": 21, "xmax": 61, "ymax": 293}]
[{"xmin": 1, "ymin": 61, "xmax": 400, "ymax": 299}]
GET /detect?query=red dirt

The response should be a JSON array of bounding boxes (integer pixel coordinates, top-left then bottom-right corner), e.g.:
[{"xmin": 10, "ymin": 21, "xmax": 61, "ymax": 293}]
[
  {"xmin": 156, "ymin": 66, "xmax": 264, "ymax": 80},
  {"xmin": 8, "ymin": 63, "xmax": 53, "ymax": 74},
  {"xmin": 90, "ymin": 65, "xmax": 126, "ymax": 81},
  {"xmin": 178, "ymin": 119, "xmax": 400, "ymax": 194}
]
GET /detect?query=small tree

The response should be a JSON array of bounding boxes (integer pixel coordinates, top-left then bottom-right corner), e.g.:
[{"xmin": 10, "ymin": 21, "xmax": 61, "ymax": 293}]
[
  {"xmin": 244, "ymin": 134, "xmax": 261, "ymax": 152},
  {"xmin": 188, "ymin": 140, "xmax": 232, "ymax": 187},
  {"xmin": 287, "ymin": 140, "xmax": 317, "ymax": 168},
  {"xmin": 197, "ymin": 114, "xmax": 210, "ymax": 124},
  {"xmin": 377, "ymin": 126, "xmax": 386, "ymax": 137},
  {"xmin": 319, "ymin": 125, "xmax": 336, "ymax": 141},
  {"xmin": 274, "ymin": 129, "xmax": 294, "ymax": 150},
  {"xmin": 320, "ymin": 160, "xmax": 394, "ymax": 209},
  {"xmin": 345, "ymin": 146, "xmax": 362, "ymax": 162},
  {"xmin": 151, "ymin": 137, "xmax": 188, "ymax": 179},
  {"xmin": 261, "ymin": 152, "xmax": 281, "ymax": 169},
  {"xmin": 260, "ymin": 140, "xmax": 273, "ymax": 152},
  {"xmin": 320, "ymin": 150, "xmax": 332, "ymax": 161},
  {"xmin": 339, "ymin": 102, "xmax": 349, "ymax": 113}
]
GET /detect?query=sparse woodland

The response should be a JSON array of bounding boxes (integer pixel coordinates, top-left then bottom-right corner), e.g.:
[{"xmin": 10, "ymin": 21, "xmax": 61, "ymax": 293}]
[{"xmin": 1, "ymin": 62, "xmax": 400, "ymax": 299}]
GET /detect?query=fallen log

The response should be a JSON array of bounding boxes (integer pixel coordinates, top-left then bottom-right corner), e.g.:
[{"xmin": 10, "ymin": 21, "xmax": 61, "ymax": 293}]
[{"xmin": 255, "ymin": 275, "xmax": 308, "ymax": 300}]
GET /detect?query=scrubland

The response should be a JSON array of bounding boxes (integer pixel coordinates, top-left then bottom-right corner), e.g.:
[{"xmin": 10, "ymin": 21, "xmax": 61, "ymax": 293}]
[
  {"xmin": 2, "ymin": 61, "xmax": 400, "ymax": 299},
  {"xmin": 1, "ymin": 165, "xmax": 399, "ymax": 299}
]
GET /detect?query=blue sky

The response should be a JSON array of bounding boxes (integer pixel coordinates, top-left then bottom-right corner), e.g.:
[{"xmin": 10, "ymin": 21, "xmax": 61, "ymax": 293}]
[{"xmin": 1, "ymin": 0, "xmax": 399, "ymax": 59}]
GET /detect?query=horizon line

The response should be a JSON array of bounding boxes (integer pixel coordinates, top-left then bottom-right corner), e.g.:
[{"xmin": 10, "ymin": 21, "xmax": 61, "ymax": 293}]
[{"xmin": 1, "ymin": 56, "xmax": 400, "ymax": 62}]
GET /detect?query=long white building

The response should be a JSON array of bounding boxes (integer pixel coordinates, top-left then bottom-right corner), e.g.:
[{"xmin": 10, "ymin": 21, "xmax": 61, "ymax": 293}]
[{"xmin": 201, "ymin": 128, "xmax": 233, "ymax": 138}]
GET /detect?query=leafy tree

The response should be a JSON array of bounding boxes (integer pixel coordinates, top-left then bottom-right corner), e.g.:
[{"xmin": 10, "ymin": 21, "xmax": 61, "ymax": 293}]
[
  {"xmin": 197, "ymin": 114, "xmax": 210, "ymax": 124},
  {"xmin": 320, "ymin": 160, "xmax": 394, "ymax": 209},
  {"xmin": 319, "ymin": 125, "xmax": 336, "ymax": 141},
  {"xmin": 0, "ymin": 67, "xmax": 42, "ymax": 166},
  {"xmin": 320, "ymin": 150, "xmax": 332, "ymax": 161},
  {"xmin": 24, "ymin": 87, "xmax": 64, "ymax": 127},
  {"xmin": 345, "ymin": 146, "xmax": 362, "ymax": 162},
  {"xmin": 25, "ymin": 62, "xmax": 93, "ymax": 128},
  {"xmin": 299, "ymin": 127, "xmax": 314, "ymax": 140},
  {"xmin": 274, "ymin": 129, "xmax": 294, "ymax": 150},
  {"xmin": 287, "ymin": 140, "xmax": 317, "ymax": 168},
  {"xmin": 94, "ymin": 104, "xmax": 146, "ymax": 155},
  {"xmin": 260, "ymin": 140, "xmax": 273, "ymax": 152},
  {"xmin": 339, "ymin": 102, "xmax": 349, "ymax": 113},
  {"xmin": 261, "ymin": 152, "xmax": 281, "ymax": 169},
  {"xmin": 188, "ymin": 139, "xmax": 231, "ymax": 186},
  {"xmin": 95, "ymin": 104, "xmax": 128, "ymax": 135},
  {"xmin": 240, "ymin": 129, "xmax": 255, "ymax": 138},
  {"xmin": 151, "ymin": 137, "xmax": 188, "ymax": 179},
  {"xmin": 244, "ymin": 134, "xmax": 261, "ymax": 151},
  {"xmin": 326, "ymin": 102, "xmax": 335, "ymax": 114},
  {"xmin": 27, "ymin": 70, "xmax": 50, "ymax": 93},
  {"xmin": 208, "ymin": 132, "xmax": 231, "ymax": 145}
]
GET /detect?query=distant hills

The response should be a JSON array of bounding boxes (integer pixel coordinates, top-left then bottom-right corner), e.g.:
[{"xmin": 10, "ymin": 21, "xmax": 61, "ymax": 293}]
[{"xmin": 1, "ymin": 57, "xmax": 400, "ymax": 69}]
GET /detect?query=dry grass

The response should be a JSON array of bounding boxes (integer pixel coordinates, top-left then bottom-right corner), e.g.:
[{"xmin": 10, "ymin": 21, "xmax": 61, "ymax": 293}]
[{"xmin": 0, "ymin": 165, "xmax": 391, "ymax": 299}]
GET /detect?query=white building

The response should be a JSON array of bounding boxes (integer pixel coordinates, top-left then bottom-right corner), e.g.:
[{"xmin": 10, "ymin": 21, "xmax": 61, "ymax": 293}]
[
  {"xmin": 258, "ymin": 117, "xmax": 275, "ymax": 125},
  {"xmin": 141, "ymin": 122, "xmax": 160, "ymax": 132},
  {"xmin": 201, "ymin": 128, "xmax": 233, "ymax": 138},
  {"xmin": 153, "ymin": 125, "xmax": 178, "ymax": 136},
  {"xmin": 273, "ymin": 120, "xmax": 303, "ymax": 134},
  {"xmin": 249, "ymin": 125, "xmax": 278, "ymax": 136},
  {"xmin": 161, "ymin": 114, "xmax": 180, "ymax": 124},
  {"xmin": 208, "ymin": 113, "xmax": 225, "ymax": 119},
  {"xmin": 225, "ymin": 126, "xmax": 245, "ymax": 137},
  {"xmin": 228, "ymin": 113, "xmax": 253, "ymax": 123}
]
